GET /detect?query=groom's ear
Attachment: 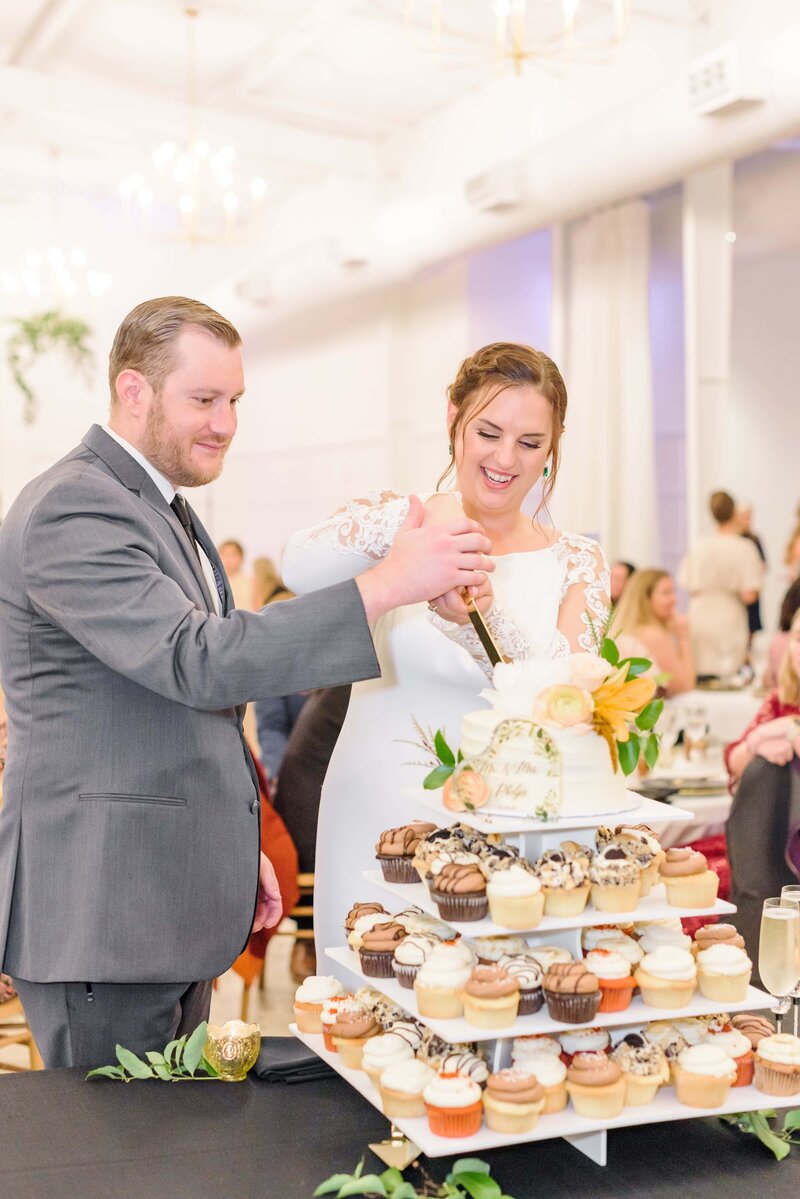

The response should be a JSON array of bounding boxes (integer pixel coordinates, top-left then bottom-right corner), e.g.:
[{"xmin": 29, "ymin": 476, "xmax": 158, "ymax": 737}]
[{"xmin": 115, "ymin": 369, "xmax": 151, "ymax": 417}]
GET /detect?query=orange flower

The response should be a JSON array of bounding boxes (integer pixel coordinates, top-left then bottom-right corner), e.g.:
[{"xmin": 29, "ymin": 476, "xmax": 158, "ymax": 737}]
[{"xmin": 591, "ymin": 666, "xmax": 656, "ymax": 743}]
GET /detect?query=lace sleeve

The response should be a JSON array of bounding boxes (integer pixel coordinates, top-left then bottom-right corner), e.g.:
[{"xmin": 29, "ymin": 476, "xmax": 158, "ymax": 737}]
[
  {"xmin": 550, "ymin": 535, "xmax": 611, "ymax": 657},
  {"xmin": 282, "ymin": 491, "xmax": 410, "ymax": 595},
  {"xmin": 428, "ymin": 602, "xmax": 531, "ymax": 680}
]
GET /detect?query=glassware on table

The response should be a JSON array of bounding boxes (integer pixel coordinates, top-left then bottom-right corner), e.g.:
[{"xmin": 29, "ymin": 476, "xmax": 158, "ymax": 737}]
[
  {"xmin": 781, "ymin": 885, "xmax": 800, "ymax": 1035},
  {"xmin": 759, "ymin": 896, "xmax": 800, "ymax": 1031},
  {"xmin": 683, "ymin": 704, "xmax": 709, "ymax": 763},
  {"xmin": 656, "ymin": 702, "xmax": 681, "ymax": 770}
]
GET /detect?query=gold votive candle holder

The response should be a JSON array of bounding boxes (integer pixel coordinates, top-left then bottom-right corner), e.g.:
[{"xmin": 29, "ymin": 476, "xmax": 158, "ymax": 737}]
[{"xmin": 203, "ymin": 1020, "xmax": 261, "ymax": 1082}]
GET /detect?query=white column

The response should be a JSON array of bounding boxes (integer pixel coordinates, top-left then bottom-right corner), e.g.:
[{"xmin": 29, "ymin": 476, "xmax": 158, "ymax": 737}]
[{"xmin": 683, "ymin": 161, "xmax": 733, "ymax": 544}]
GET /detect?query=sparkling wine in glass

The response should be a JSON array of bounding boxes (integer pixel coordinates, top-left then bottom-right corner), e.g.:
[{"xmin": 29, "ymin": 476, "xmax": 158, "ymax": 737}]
[
  {"xmin": 759, "ymin": 896, "xmax": 800, "ymax": 1029},
  {"xmin": 781, "ymin": 885, "xmax": 800, "ymax": 1034},
  {"xmin": 684, "ymin": 705, "xmax": 709, "ymax": 763}
]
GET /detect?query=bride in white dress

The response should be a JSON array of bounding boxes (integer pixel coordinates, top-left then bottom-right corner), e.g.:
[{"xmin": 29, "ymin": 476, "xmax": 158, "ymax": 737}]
[{"xmin": 283, "ymin": 343, "xmax": 610, "ymax": 966}]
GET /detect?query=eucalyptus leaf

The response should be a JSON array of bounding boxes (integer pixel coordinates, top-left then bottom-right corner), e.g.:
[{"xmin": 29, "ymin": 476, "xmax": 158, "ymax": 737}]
[
  {"xmin": 601, "ymin": 637, "xmax": 619, "ymax": 666},
  {"xmin": 423, "ymin": 764, "xmax": 454, "ymax": 790},
  {"xmin": 115, "ymin": 1046, "xmax": 155, "ymax": 1079},
  {"xmin": 182, "ymin": 1021, "xmax": 209, "ymax": 1076},
  {"xmin": 434, "ymin": 730, "xmax": 455, "ymax": 767},
  {"xmin": 163, "ymin": 1039, "xmax": 181, "ymax": 1068},
  {"xmin": 314, "ymin": 1177, "xmax": 355, "ymax": 1196},
  {"xmin": 145, "ymin": 1051, "xmax": 166, "ymax": 1066},
  {"xmin": 85, "ymin": 1065, "xmax": 126, "ymax": 1081},
  {"xmin": 152, "ymin": 1063, "xmax": 172, "ymax": 1081},
  {"xmin": 450, "ymin": 1173, "xmax": 501, "ymax": 1199},
  {"xmin": 617, "ymin": 735, "xmax": 641, "ymax": 776},
  {"xmin": 635, "ymin": 699, "xmax": 664, "ymax": 732},
  {"xmin": 337, "ymin": 1175, "xmax": 387, "ymax": 1196},
  {"xmin": 643, "ymin": 732, "xmax": 660, "ymax": 770}
]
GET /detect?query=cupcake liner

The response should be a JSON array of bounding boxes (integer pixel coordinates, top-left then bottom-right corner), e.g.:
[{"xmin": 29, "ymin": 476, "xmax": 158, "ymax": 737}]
[
  {"xmin": 517, "ymin": 986, "xmax": 544, "ymax": 1016},
  {"xmin": 482, "ymin": 1093, "xmax": 544, "ymax": 1133},
  {"xmin": 733, "ymin": 1051, "xmax": 754, "ymax": 1088},
  {"xmin": 597, "ymin": 976, "xmax": 636, "ymax": 1013},
  {"xmin": 487, "ymin": 891, "xmax": 544, "ymax": 930},
  {"xmin": 333, "ymin": 1033, "xmax": 376, "ymax": 1070},
  {"xmin": 590, "ymin": 881, "xmax": 641, "ymax": 913},
  {"xmin": 541, "ymin": 1082, "xmax": 568, "ymax": 1113},
  {"xmin": 663, "ymin": 870, "xmax": 719, "ymax": 909},
  {"xmin": 377, "ymin": 854, "xmax": 419, "ymax": 884},
  {"xmin": 633, "ymin": 969, "xmax": 696, "ymax": 1009},
  {"xmin": 293, "ymin": 1001, "xmax": 324, "ymax": 1034},
  {"xmin": 380, "ymin": 1085, "xmax": 426, "ymax": 1118},
  {"xmin": 566, "ymin": 1078, "xmax": 626, "ymax": 1119},
  {"xmin": 754, "ymin": 1058, "xmax": 800, "ymax": 1096},
  {"xmin": 359, "ymin": 948, "xmax": 396, "ymax": 978},
  {"xmin": 462, "ymin": 992, "xmax": 520, "ymax": 1029},
  {"xmin": 622, "ymin": 1072, "xmax": 661, "ymax": 1106},
  {"xmin": 322, "ymin": 1027, "xmax": 337, "ymax": 1053},
  {"xmin": 432, "ymin": 890, "xmax": 489, "ymax": 923},
  {"xmin": 542, "ymin": 885, "xmax": 590, "ymax": 917},
  {"xmin": 543, "ymin": 987, "xmax": 601, "ymax": 1024},
  {"xmin": 673, "ymin": 1066, "xmax": 734, "ymax": 1107},
  {"xmin": 392, "ymin": 960, "xmax": 421, "ymax": 989},
  {"xmin": 415, "ymin": 982, "xmax": 464, "ymax": 1019},
  {"xmin": 696, "ymin": 970, "xmax": 751, "ymax": 1003},
  {"xmin": 425, "ymin": 1098, "xmax": 483, "ymax": 1138}
]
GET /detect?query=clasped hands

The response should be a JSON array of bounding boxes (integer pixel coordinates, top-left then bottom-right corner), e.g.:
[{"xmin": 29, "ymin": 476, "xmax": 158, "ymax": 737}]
[
  {"xmin": 746, "ymin": 717, "xmax": 800, "ymax": 767},
  {"xmin": 420, "ymin": 492, "xmax": 494, "ymax": 626}
]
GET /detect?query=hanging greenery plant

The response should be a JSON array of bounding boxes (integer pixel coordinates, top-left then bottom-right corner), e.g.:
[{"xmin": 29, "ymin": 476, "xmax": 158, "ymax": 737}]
[{"xmin": 6, "ymin": 309, "xmax": 94, "ymax": 424}]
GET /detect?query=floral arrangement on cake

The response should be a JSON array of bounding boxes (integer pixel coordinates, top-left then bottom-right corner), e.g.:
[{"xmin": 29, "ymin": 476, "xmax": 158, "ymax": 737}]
[{"xmin": 413, "ymin": 635, "xmax": 662, "ymax": 791}]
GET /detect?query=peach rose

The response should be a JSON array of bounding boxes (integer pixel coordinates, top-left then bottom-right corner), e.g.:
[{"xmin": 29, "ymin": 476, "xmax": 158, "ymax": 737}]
[
  {"xmin": 532, "ymin": 684, "xmax": 594, "ymax": 728},
  {"xmin": 567, "ymin": 654, "xmax": 615, "ymax": 693}
]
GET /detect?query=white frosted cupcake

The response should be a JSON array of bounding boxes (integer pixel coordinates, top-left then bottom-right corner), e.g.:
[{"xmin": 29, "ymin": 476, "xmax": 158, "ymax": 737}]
[
  {"xmin": 527, "ymin": 944, "xmax": 573, "ymax": 971},
  {"xmin": 581, "ymin": 925, "xmax": 634, "ymax": 952},
  {"xmin": 705, "ymin": 1027, "xmax": 754, "ymax": 1087},
  {"xmin": 754, "ymin": 1033, "xmax": 800, "ymax": 1096},
  {"xmin": 511, "ymin": 1034, "xmax": 561, "ymax": 1065},
  {"xmin": 673, "ymin": 1043, "xmax": 736, "ymax": 1107},
  {"xmin": 486, "ymin": 864, "xmax": 544, "ymax": 930},
  {"xmin": 594, "ymin": 935, "xmax": 644, "ymax": 967},
  {"xmin": 471, "ymin": 934, "xmax": 528, "ymax": 963},
  {"xmin": 637, "ymin": 925, "xmax": 692, "ymax": 955},
  {"xmin": 515, "ymin": 1052, "xmax": 568, "ymax": 1113},
  {"xmin": 414, "ymin": 942, "xmax": 475, "ymax": 1019},
  {"xmin": 633, "ymin": 917, "xmax": 684, "ymax": 937},
  {"xmin": 634, "ymin": 947, "xmax": 697, "ymax": 1008},
  {"xmin": 293, "ymin": 975, "xmax": 344, "ymax": 1034},
  {"xmin": 379, "ymin": 1059, "xmax": 436, "ymax": 1117},
  {"xmin": 423, "ymin": 1072, "xmax": 484, "ymax": 1137},
  {"xmin": 559, "ymin": 1026, "xmax": 610, "ymax": 1062},
  {"xmin": 695, "ymin": 943, "xmax": 752, "ymax": 1002},
  {"xmin": 362, "ymin": 1032, "xmax": 415, "ymax": 1085},
  {"xmin": 392, "ymin": 932, "xmax": 438, "ymax": 989}
]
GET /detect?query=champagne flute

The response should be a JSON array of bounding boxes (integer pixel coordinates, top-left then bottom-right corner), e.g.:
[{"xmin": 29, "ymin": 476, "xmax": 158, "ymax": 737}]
[
  {"xmin": 781, "ymin": 885, "xmax": 800, "ymax": 1035},
  {"xmin": 684, "ymin": 705, "xmax": 709, "ymax": 764},
  {"xmin": 759, "ymin": 896, "xmax": 800, "ymax": 1031},
  {"xmin": 656, "ymin": 702, "xmax": 681, "ymax": 770}
]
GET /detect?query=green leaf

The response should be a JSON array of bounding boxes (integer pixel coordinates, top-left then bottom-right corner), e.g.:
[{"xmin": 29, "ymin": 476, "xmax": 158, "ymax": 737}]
[
  {"xmin": 749, "ymin": 1112, "xmax": 791, "ymax": 1160},
  {"xmin": 163, "ymin": 1039, "xmax": 181, "ymax": 1068},
  {"xmin": 85, "ymin": 1065, "xmax": 126, "ymax": 1081},
  {"xmin": 434, "ymin": 730, "xmax": 455, "ymax": 767},
  {"xmin": 457, "ymin": 749, "xmax": 464, "ymax": 763},
  {"xmin": 451, "ymin": 1160, "xmax": 492, "ymax": 1177},
  {"xmin": 643, "ymin": 732, "xmax": 660, "ymax": 771},
  {"xmin": 620, "ymin": 657, "xmax": 650, "ymax": 678},
  {"xmin": 450, "ymin": 1174, "xmax": 501, "ymax": 1199},
  {"xmin": 385, "ymin": 1185, "xmax": 417, "ymax": 1199},
  {"xmin": 601, "ymin": 637, "xmax": 619, "ymax": 666},
  {"xmin": 617, "ymin": 734, "xmax": 641, "ymax": 776},
  {"xmin": 145, "ymin": 1051, "xmax": 167, "ymax": 1067},
  {"xmin": 182, "ymin": 1021, "xmax": 209, "ymax": 1077},
  {"xmin": 198, "ymin": 1055, "xmax": 219, "ymax": 1078},
  {"xmin": 337, "ymin": 1176, "xmax": 387, "ymax": 1196},
  {"xmin": 152, "ymin": 1063, "xmax": 173, "ymax": 1081},
  {"xmin": 115, "ymin": 1046, "xmax": 155, "ymax": 1079},
  {"xmin": 635, "ymin": 699, "xmax": 664, "ymax": 731},
  {"xmin": 782, "ymin": 1109, "xmax": 800, "ymax": 1132},
  {"xmin": 423, "ymin": 764, "xmax": 454, "ymax": 790},
  {"xmin": 314, "ymin": 1177, "xmax": 356, "ymax": 1196},
  {"xmin": 379, "ymin": 1169, "xmax": 405, "ymax": 1190}
]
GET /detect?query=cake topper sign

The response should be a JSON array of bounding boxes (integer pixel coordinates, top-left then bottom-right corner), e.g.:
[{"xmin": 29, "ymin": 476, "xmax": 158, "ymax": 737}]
[{"xmin": 449, "ymin": 719, "xmax": 563, "ymax": 822}]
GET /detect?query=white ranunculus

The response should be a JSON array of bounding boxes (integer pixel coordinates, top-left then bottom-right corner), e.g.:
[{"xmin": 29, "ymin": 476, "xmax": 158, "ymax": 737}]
[
  {"xmin": 567, "ymin": 652, "xmax": 615, "ymax": 692},
  {"xmin": 480, "ymin": 657, "xmax": 570, "ymax": 720}
]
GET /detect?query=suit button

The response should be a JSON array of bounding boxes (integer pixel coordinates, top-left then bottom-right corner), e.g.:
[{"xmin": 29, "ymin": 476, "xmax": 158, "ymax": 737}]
[{"xmin": 249, "ymin": 798, "xmax": 260, "ymax": 815}]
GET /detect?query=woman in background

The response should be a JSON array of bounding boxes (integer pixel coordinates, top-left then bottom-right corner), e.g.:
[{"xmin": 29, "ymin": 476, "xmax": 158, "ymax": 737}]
[{"xmin": 613, "ymin": 568, "xmax": 695, "ymax": 696}]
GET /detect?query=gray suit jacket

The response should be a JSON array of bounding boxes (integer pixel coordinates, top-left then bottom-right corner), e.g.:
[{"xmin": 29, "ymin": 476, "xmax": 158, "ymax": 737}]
[{"xmin": 0, "ymin": 425, "xmax": 379, "ymax": 983}]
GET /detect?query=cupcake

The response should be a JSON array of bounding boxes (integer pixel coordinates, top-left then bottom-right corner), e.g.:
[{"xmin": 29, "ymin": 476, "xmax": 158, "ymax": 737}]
[
  {"xmin": 483, "ymin": 1069, "xmax": 546, "ymax": 1133},
  {"xmin": 697, "ymin": 1013, "xmax": 732, "ymax": 1034},
  {"xmin": 543, "ymin": 961, "xmax": 601, "ymax": 1024},
  {"xmin": 379, "ymin": 1059, "xmax": 436, "ymax": 1117},
  {"xmin": 385, "ymin": 1018, "xmax": 426, "ymax": 1054},
  {"xmin": 558, "ymin": 1027, "xmax": 610, "ymax": 1066},
  {"xmin": 498, "ymin": 953, "xmax": 544, "ymax": 1015},
  {"xmin": 660, "ymin": 848, "xmax": 719, "ymax": 908},
  {"xmin": 612, "ymin": 825, "xmax": 664, "ymax": 895},
  {"xmin": 691, "ymin": 922, "xmax": 746, "ymax": 958},
  {"xmin": 582, "ymin": 924, "xmax": 634, "ymax": 952},
  {"xmin": 730, "ymin": 1013, "xmax": 775, "ymax": 1048},
  {"xmin": 566, "ymin": 1051, "xmax": 626, "ymax": 1118},
  {"xmin": 486, "ymin": 862, "xmax": 544, "ymax": 930},
  {"xmin": 472, "ymin": 934, "xmax": 529, "ymax": 964},
  {"xmin": 344, "ymin": 902, "xmax": 388, "ymax": 934},
  {"xmin": 330, "ymin": 1001, "xmax": 381, "ymax": 1069},
  {"xmin": 511, "ymin": 1034, "xmax": 562, "ymax": 1065},
  {"xmin": 440, "ymin": 1050, "xmax": 490, "ymax": 1086},
  {"xmin": 611, "ymin": 1033, "xmax": 669, "ymax": 1105},
  {"xmin": 516, "ymin": 1052, "xmax": 568, "ymax": 1112},
  {"xmin": 362, "ymin": 1032, "xmax": 415, "ymax": 1085},
  {"xmin": 376, "ymin": 822, "xmax": 437, "ymax": 883},
  {"xmin": 753, "ymin": 1033, "xmax": 800, "ymax": 1096},
  {"xmin": 348, "ymin": 910, "xmax": 397, "ymax": 951},
  {"xmin": 414, "ymin": 942, "xmax": 475, "ymax": 1019},
  {"xmin": 695, "ymin": 943, "xmax": 752, "ymax": 1002},
  {"xmin": 429, "ymin": 861, "xmax": 489, "ymax": 923},
  {"xmin": 293, "ymin": 975, "xmax": 344, "ymax": 1034},
  {"xmin": 355, "ymin": 985, "xmax": 405, "ymax": 1028},
  {"xmin": 589, "ymin": 846, "xmax": 641, "ymax": 913},
  {"xmin": 359, "ymin": 920, "xmax": 407, "ymax": 978},
  {"xmin": 425, "ymin": 849, "xmax": 483, "ymax": 894},
  {"xmin": 671, "ymin": 1017, "xmax": 710, "ymax": 1045},
  {"xmin": 644, "ymin": 1023, "xmax": 689, "ymax": 1082},
  {"xmin": 673, "ymin": 1043, "xmax": 736, "ymax": 1107},
  {"xmin": 637, "ymin": 924, "xmax": 692, "ymax": 955},
  {"xmin": 584, "ymin": 948, "xmax": 635, "ymax": 1012},
  {"xmin": 535, "ymin": 851, "xmax": 590, "ymax": 916},
  {"xmin": 423, "ymin": 1072, "xmax": 484, "ymax": 1138},
  {"xmin": 634, "ymin": 947, "xmax": 697, "ymax": 1008},
  {"xmin": 594, "ymin": 935, "xmax": 644, "ymax": 968},
  {"xmin": 321, "ymin": 994, "xmax": 352, "ymax": 1052},
  {"xmin": 705, "ymin": 1027, "xmax": 754, "ymax": 1087},
  {"xmin": 392, "ymin": 932, "xmax": 438, "ymax": 989},
  {"xmin": 462, "ymin": 964, "xmax": 520, "ymax": 1029},
  {"xmin": 527, "ymin": 944, "xmax": 573, "ymax": 972},
  {"xmin": 411, "ymin": 827, "xmax": 462, "ymax": 880},
  {"xmin": 395, "ymin": 908, "xmax": 452, "ymax": 939},
  {"xmin": 633, "ymin": 917, "xmax": 684, "ymax": 938}
]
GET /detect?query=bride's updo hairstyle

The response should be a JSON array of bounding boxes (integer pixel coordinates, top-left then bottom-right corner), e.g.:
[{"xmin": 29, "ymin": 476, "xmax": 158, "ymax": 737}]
[{"xmin": 438, "ymin": 342, "xmax": 567, "ymax": 508}]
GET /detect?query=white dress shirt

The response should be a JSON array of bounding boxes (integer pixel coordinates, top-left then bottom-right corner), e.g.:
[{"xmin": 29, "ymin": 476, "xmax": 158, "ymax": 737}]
[{"xmin": 104, "ymin": 426, "xmax": 221, "ymax": 614}]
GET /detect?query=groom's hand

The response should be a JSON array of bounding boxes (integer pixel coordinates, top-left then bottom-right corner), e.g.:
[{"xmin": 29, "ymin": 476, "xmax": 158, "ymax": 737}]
[
  {"xmin": 356, "ymin": 494, "xmax": 493, "ymax": 621},
  {"xmin": 252, "ymin": 851, "xmax": 283, "ymax": 933}
]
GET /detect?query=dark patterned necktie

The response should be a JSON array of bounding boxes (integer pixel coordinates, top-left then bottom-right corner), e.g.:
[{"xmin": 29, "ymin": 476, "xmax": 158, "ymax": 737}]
[{"xmin": 170, "ymin": 494, "xmax": 200, "ymax": 564}]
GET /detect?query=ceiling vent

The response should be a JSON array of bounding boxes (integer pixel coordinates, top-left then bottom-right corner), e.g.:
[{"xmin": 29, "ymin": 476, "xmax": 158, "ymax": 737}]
[
  {"xmin": 464, "ymin": 161, "xmax": 524, "ymax": 213},
  {"xmin": 687, "ymin": 42, "xmax": 762, "ymax": 116}
]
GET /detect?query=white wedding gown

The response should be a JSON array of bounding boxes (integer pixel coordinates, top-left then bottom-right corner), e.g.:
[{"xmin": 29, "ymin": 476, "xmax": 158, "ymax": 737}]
[{"xmin": 283, "ymin": 493, "xmax": 610, "ymax": 973}]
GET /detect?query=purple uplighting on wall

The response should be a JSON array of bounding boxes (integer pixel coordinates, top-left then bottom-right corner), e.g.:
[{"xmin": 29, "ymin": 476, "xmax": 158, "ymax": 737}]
[{"xmin": 466, "ymin": 229, "xmax": 552, "ymax": 352}]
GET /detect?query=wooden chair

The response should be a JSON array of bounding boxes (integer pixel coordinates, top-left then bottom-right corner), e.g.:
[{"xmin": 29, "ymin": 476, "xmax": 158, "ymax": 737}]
[
  {"xmin": 240, "ymin": 873, "xmax": 315, "ymax": 1022},
  {"xmin": 0, "ymin": 995, "xmax": 43, "ymax": 1071}
]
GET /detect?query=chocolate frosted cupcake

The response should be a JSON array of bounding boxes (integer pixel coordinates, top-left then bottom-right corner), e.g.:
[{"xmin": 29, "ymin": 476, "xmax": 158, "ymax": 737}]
[
  {"xmin": 430, "ymin": 860, "xmax": 488, "ymax": 922},
  {"xmin": 462, "ymin": 964, "xmax": 520, "ymax": 1030},
  {"xmin": 392, "ymin": 931, "xmax": 438, "ymax": 989},
  {"xmin": 731, "ymin": 1013, "xmax": 775, "ymax": 1048},
  {"xmin": 376, "ymin": 822, "xmax": 437, "ymax": 884},
  {"xmin": 344, "ymin": 902, "xmax": 388, "ymax": 934},
  {"xmin": 498, "ymin": 953, "xmax": 544, "ymax": 1016},
  {"xmin": 359, "ymin": 920, "xmax": 407, "ymax": 978},
  {"xmin": 691, "ymin": 922, "xmax": 746, "ymax": 956},
  {"xmin": 543, "ymin": 961, "xmax": 601, "ymax": 1024},
  {"xmin": 483, "ymin": 1069, "xmax": 546, "ymax": 1133}
]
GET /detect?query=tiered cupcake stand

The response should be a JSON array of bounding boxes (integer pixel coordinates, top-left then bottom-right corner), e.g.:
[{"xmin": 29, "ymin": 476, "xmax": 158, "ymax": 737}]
[{"xmin": 292, "ymin": 793, "xmax": 792, "ymax": 1167}]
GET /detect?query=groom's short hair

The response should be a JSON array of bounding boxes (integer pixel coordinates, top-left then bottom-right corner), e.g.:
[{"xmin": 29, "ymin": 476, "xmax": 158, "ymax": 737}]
[{"xmin": 109, "ymin": 296, "xmax": 241, "ymax": 405}]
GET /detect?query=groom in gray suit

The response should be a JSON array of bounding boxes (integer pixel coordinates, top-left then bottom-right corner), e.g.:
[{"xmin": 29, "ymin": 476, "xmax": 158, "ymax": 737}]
[{"xmin": 0, "ymin": 296, "xmax": 492, "ymax": 1068}]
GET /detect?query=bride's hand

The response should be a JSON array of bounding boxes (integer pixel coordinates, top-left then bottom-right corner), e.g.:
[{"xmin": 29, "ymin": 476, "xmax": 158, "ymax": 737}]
[
  {"xmin": 429, "ymin": 577, "xmax": 494, "ymax": 626},
  {"xmin": 424, "ymin": 493, "xmax": 466, "ymax": 525}
]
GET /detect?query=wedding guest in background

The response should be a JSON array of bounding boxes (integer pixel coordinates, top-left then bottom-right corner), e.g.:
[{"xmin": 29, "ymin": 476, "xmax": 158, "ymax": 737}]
[
  {"xmin": 252, "ymin": 555, "xmax": 293, "ymax": 608},
  {"xmin": 736, "ymin": 503, "xmax": 766, "ymax": 637},
  {"xmin": 253, "ymin": 563, "xmax": 306, "ymax": 779},
  {"xmin": 679, "ymin": 490, "xmax": 763, "ymax": 678},
  {"xmin": 784, "ymin": 504, "xmax": 800, "ymax": 582},
  {"xmin": 613, "ymin": 568, "xmax": 696, "ymax": 695},
  {"xmin": 725, "ymin": 608, "xmax": 800, "ymax": 967},
  {"xmin": 217, "ymin": 538, "xmax": 252, "ymax": 610},
  {"xmin": 610, "ymin": 559, "xmax": 636, "ymax": 607},
  {"xmin": 764, "ymin": 578, "xmax": 800, "ymax": 689}
]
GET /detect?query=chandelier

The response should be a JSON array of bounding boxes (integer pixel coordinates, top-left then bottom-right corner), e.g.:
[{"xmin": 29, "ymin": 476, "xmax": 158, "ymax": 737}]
[
  {"xmin": 117, "ymin": 8, "xmax": 267, "ymax": 244},
  {"xmin": 1, "ymin": 247, "xmax": 112, "ymax": 300}
]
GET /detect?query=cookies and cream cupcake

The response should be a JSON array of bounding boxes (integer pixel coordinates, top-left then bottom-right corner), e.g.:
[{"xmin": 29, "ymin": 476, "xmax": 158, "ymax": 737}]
[
  {"xmin": 589, "ymin": 846, "xmax": 641, "ymax": 913},
  {"xmin": 695, "ymin": 943, "xmax": 752, "ymax": 1002},
  {"xmin": 660, "ymin": 847, "xmax": 719, "ymax": 908},
  {"xmin": 643, "ymin": 1022, "xmax": 689, "ymax": 1081},
  {"xmin": 483, "ymin": 1069, "xmax": 545, "ymax": 1133},
  {"xmin": 611, "ymin": 1033, "xmax": 669, "ymax": 1105},
  {"xmin": 534, "ymin": 850, "xmax": 590, "ymax": 917},
  {"xmin": 673, "ymin": 1043, "xmax": 736, "ymax": 1107},
  {"xmin": 634, "ymin": 947, "xmax": 697, "ymax": 1008},
  {"xmin": 566, "ymin": 1051, "xmax": 626, "ymax": 1119}
]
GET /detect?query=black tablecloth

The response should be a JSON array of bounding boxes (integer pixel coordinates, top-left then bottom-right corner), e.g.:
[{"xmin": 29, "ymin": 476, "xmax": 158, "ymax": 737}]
[{"xmin": 2, "ymin": 1047, "xmax": 800, "ymax": 1199}]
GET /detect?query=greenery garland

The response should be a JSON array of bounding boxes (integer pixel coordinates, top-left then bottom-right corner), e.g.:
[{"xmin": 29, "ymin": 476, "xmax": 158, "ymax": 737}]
[{"xmin": 6, "ymin": 309, "xmax": 94, "ymax": 424}]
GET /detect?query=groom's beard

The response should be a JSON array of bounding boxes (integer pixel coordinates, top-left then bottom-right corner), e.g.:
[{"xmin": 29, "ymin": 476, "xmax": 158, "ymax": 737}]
[{"xmin": 141, "ymin": 397, "xmax": 231, "ymax": 487}]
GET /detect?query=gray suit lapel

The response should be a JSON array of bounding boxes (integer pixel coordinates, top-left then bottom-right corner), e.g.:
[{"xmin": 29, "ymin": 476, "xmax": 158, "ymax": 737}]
[{"xmin": 188, "ymin": 504, "xmax": 232, "ymax": 614}]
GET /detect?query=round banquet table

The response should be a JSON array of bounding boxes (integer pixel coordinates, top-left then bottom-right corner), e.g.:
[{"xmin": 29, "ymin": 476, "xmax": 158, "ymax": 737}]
[
  {"xmin": 676, "ymin": 688, "xmax": 763, "ymax": 747},
  {"xmin": 1, "ymin": 1046, "xmax": 799, "ymax": 1199}
]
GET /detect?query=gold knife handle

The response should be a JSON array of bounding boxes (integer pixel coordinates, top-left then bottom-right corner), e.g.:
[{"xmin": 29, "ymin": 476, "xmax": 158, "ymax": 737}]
[{"xmin": 463, "ymin": 592, "xmax": 510, "ymax": 666}]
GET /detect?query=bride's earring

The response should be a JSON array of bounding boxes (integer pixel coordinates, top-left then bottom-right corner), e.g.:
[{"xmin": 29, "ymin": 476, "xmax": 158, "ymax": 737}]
[{"xmin": 542, "ymin": 463, "xmax": 549, "ymax": 479}]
